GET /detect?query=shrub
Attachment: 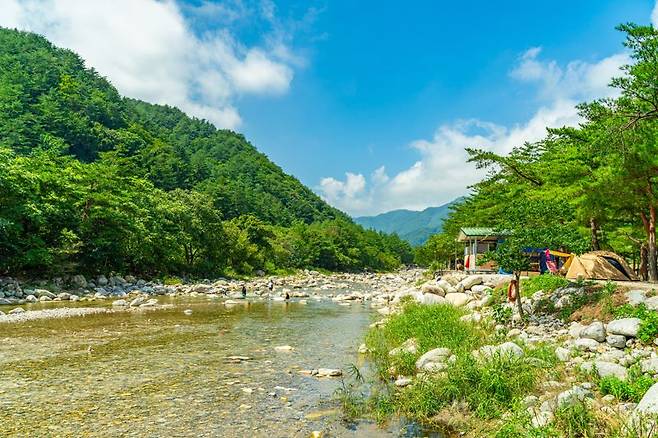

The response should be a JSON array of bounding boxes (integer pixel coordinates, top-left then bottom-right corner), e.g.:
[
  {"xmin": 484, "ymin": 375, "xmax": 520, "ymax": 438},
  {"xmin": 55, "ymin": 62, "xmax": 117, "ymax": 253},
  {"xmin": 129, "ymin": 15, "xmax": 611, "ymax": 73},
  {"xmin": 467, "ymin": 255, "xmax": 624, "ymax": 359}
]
[{"xmin": 598, "ymin": 365, "xmax": 655, "ymax": 402}]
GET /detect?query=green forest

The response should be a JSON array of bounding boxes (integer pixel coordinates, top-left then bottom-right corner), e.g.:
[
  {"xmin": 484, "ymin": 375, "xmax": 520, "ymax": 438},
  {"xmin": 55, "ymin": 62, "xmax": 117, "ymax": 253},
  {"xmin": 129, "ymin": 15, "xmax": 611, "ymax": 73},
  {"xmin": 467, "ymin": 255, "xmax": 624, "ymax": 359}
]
[
  {"xmin": 0, "ymin": 28, "xmax": 413, "ymax": 277},
  {"xmin": 417, "ymin": 23, "xmax": 658, "ymax": 282}
]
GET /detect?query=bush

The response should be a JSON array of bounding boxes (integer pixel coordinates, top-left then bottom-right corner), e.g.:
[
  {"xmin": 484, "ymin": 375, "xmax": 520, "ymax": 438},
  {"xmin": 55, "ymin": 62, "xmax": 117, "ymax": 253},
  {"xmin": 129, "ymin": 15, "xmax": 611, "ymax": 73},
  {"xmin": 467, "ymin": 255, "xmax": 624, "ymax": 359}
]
[
  {"xmin": 599, "ymin": 374, "xmax": 655, "ymax": 402},
  {"xmin": 521, "ymin": 274, "xmax": 570, "ymax": 296}
]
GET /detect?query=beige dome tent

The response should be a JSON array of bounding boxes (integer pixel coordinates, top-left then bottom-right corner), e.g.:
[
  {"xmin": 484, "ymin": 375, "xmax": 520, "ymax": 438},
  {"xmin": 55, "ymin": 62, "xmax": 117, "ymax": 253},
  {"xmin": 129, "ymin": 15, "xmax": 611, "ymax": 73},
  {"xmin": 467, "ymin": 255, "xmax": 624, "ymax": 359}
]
[{"xmin": 564, "ymin": 251, "xmax": 638, "ymax": 281}]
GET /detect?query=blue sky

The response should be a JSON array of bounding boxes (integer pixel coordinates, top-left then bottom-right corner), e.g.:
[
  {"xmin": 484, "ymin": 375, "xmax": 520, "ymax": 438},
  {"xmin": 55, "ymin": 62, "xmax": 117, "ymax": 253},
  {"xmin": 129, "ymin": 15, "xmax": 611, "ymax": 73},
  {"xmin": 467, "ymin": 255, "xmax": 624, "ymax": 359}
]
[{"xmin": 1, "ymin": 0, "xmax": 656, "ymax": 215}]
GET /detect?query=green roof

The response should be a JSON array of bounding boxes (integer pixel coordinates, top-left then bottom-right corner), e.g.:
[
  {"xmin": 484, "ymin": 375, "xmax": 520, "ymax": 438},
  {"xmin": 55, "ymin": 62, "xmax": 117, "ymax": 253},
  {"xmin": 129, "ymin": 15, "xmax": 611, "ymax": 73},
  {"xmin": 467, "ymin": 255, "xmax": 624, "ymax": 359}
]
[{"xmin": 460, "ymin": 227, "xmax": 498, "ymax": 237}]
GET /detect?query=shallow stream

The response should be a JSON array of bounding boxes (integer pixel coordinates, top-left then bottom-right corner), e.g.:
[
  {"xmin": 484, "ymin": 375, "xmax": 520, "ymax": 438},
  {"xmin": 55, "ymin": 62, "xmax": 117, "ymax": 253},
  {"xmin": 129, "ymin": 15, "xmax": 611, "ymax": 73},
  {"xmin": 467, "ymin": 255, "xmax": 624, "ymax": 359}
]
[{"xmin": 0, "ymin": 288, "xmax": 443, "ymax": 437}]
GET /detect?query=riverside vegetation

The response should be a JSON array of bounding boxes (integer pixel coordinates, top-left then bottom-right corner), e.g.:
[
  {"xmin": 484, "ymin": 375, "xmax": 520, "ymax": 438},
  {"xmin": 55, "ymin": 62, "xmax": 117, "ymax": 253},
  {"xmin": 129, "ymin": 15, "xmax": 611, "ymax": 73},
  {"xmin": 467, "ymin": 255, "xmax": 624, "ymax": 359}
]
[
  {"xmin": 0, "ymin": 28, "xmax": 412, "ymax": 279},
  {"xmin": 340, "ymin": 272, "xmax": 658, "ymax": 437}
]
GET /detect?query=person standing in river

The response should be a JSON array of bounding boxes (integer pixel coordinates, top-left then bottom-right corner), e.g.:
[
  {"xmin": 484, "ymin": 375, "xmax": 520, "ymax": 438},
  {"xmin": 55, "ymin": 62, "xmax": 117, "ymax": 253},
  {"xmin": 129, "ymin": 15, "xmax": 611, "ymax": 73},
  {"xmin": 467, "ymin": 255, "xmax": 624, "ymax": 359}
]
[
  {"xmin": 267, "ymin": 279, "xmax": 274, "ymax": 292},
  {"xmin": 241, "ymin": 284, "xmax": 247, "ymax": 298}
]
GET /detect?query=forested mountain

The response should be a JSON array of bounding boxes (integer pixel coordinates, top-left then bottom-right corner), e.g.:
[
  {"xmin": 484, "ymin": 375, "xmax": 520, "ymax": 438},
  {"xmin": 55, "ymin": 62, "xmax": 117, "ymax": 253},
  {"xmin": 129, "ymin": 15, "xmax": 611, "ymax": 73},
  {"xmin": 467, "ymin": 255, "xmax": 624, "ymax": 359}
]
[
  {"xmin": 0, "ymin": 28, "xmax": 412, "ymax": 276},
  {"xmin": 355, "ymin": 199, "xmax": 461, "ymax": 245}
]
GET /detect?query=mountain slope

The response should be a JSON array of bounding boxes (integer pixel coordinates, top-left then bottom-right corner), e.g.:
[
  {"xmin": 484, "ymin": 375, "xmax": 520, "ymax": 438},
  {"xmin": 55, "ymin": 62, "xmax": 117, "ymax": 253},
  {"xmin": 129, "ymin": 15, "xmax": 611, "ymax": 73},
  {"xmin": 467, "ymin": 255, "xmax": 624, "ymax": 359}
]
[
  {"xmin": 355, "ymin": 199, "xmax": 461, "ymax": 245},
  {"xmin": 0, "ymin": 27, "xmax": 344, "ymax": 226},
  {"xmin": 0, "ymin": 27, "xmax": 413, "ymax": 275}
]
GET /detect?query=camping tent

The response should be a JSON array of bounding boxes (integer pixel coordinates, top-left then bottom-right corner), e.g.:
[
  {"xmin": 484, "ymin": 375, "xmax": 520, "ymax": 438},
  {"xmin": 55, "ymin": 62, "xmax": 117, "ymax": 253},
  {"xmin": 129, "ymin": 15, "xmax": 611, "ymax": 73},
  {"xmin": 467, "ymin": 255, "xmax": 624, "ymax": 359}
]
[{"xmin": 564, "ymin": 251, "xmax": 638, "ymax": 281}]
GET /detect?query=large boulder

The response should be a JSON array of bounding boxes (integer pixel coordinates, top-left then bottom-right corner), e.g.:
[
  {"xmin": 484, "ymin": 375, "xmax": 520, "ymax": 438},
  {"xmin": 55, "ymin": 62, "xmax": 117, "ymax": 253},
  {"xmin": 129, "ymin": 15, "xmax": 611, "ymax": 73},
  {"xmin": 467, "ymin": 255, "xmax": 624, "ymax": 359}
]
[
  {"xmin": 421, "ymin": 282, "xmax": 445, "ymax": 296},
  {"xmin": 573, "ymin": 338, "xmax": 600, "ymax": 352},
  {"xmin": 607, "ymin": 318, "xmax": 641, "ymax": 338},
  {"xmin": 419, "ymin": 294, "xmax": 446, "ymax": 306},
  {"xmin": 636, "ymin": 382, "xmax": 658, "ymax": 415},
  {"xmin": 444, "ymin": 293, "xmax": 472, "ymax": 307},
  {"xmin": 470, "ymin": 285, "xmax": 493, "ymax": 295},
  {"xmin": 458, "ymin": 275, "xmax": 482, "ymax": 291},
  {"xmin": 580, "ymin": 321, "xmax": 606, "ymax": 343},
  {"xmin": 580, "ymin": 361, "xmax": 628, "ymax": 380},
  {"xmin": 415, "ymin": 348, "xmax": 452, "ymax": 370},
  {"xmin": 437, "ymin": 279, "xmax": 457, "ymax": 294}
]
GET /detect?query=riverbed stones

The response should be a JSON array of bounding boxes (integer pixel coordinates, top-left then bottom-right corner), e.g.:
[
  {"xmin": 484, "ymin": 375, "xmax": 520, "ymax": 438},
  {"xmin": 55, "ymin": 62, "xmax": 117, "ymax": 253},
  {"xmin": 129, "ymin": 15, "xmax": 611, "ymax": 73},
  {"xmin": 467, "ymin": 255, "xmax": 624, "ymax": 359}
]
[
  {"xmin": 607, "ymin": 318, "xmax": 641, "ymax": 338},
  {"xmin": 419, "ymin": 294, "xmax": 446, "ymax": 306},
  {"xmin": 389, "ymin": 338, "xmax": 419, "ymax": 356},
  {"xmin": 636, "ymin": 382, "xmax": 658, "ymax": 415},
  {"xmin": 437, "ymin": 279, "xmax": 457, "ymax": 294},
  {"xmin": 444, "ymin": 293, "xmax": 472, "ymax": 307},
  {"xmin": 580, "ymin": 321, "xmax": 606, "ymax": 342},
  {"xmin": 112, "ymin": 299, "xmax": 128, "ymax": 306},
  {"xmin": 39, "ymin": 296, "xmax": 52, "ymax": 302},
  {"xmin": 645, "ymin": 296, "xmax": 658, "ymax": 311},
  {"xmin": 640, "ymin": 358, "xmax": 658, "ymax": 374},
  {"xmin": 581, "ymin": 361, "xmax": 628, "ymax": 380},
  {"xmin": 8, "ymin": 307, "xmax": 24, "ymax": 315},
  {"xmin": 626, "ymin": 290, "xmax": 647, "ymax": 306},
  {"xmin": 129, "ymin": 296, "xmax": 146, "ymax": 307}
]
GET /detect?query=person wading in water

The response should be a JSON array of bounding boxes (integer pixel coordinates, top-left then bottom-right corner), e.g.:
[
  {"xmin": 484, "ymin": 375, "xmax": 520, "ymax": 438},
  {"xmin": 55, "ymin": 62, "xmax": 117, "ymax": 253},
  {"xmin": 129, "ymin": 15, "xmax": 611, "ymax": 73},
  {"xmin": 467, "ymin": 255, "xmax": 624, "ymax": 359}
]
[{"xmin": 241, "ymin": 284, "xmax": 247, "ymax": 298}]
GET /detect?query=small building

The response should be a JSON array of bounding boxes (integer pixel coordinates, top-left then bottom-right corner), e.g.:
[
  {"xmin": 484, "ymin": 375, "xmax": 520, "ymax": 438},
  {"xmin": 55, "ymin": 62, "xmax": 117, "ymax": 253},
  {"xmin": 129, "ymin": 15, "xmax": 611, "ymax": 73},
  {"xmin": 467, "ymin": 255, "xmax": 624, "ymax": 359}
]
[{"xmin": 457, "ymin": 227, "xmax": 506, "ymax": 271}]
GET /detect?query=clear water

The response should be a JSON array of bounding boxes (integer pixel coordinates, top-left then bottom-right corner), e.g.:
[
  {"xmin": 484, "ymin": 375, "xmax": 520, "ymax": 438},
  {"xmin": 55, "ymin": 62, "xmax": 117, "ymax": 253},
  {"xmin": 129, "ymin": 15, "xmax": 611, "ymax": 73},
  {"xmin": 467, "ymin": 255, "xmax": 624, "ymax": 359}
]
[{"xmin": 0, "ymin": 292, "xmax": 444, "ymax": 437}]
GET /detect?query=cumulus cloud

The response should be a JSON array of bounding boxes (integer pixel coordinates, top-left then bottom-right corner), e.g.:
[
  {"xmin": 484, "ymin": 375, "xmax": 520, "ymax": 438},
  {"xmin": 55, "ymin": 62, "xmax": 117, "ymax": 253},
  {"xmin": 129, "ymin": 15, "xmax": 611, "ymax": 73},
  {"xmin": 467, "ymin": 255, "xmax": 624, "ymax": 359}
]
[
  {"xmin": 0, "ymin": 0, "xmax": 298, "ymax": 129},
  {"xmin": 320, "ymin": 49, "xmax": 629, "ymax": 216}
]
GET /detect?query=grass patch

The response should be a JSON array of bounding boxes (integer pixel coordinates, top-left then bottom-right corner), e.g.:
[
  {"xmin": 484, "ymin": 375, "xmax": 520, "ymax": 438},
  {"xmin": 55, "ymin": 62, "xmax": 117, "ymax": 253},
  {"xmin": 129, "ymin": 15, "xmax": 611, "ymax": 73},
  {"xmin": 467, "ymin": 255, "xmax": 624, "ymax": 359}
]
[
  {"xmin": 357, "ymin": 303, "xmax": 561, "ymax": 431},
  {"xmin": 365, "ymin": 302, "xmax": 485, "ymax": 378},
  {"xmin": 521, "ymin": 275, "xmax": 570, "ymax": 297}
]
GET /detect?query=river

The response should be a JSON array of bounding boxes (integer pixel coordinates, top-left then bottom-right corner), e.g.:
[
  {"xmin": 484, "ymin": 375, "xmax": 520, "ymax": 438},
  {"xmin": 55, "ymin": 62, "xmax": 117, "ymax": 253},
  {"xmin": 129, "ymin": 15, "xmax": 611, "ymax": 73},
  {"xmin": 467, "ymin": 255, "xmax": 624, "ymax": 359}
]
[{"xmin": 0, "ymin": 287, "xmax": 442, "ymax": 437}]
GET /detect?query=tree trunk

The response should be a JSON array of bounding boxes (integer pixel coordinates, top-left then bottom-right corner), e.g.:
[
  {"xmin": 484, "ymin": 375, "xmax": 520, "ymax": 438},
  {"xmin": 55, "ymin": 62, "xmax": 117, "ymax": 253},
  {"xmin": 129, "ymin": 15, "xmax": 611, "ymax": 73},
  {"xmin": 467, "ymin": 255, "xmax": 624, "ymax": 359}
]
[
  {"xmin": 589, "ymin": 217, "xmax": 600, "ymax": 251},
  {"xmin": 640, "ymin": 208, "xmax": 657, "ymax": 282},
  {"xmin": 640, "ymin": 243, "xmax": 648, "ymax": 281},
  {"xmin": 514, "ymin": 272, "xmax": 523, "ymax": 319}
]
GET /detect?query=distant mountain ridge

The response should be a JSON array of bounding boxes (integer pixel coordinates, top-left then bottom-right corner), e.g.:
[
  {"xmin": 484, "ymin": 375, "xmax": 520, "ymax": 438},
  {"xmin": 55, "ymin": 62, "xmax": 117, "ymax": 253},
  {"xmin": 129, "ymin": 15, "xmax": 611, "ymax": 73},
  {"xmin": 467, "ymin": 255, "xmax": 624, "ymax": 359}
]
[{"xmin": 354, "ymin": 199, "xmax": 462, "ymax": 246}]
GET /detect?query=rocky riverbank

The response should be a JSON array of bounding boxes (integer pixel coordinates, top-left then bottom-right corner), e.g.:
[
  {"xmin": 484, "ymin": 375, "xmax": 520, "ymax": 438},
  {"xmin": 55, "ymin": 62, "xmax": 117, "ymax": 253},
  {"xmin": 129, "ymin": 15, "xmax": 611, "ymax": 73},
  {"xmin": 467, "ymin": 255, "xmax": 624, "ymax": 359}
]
[
  {"xmin": 356, "ymin": 272, "xmax": 658, "ymax": 435},
  {"xmin": 0, "ymin": 269, "xmax": 426, "ymax": 321}
]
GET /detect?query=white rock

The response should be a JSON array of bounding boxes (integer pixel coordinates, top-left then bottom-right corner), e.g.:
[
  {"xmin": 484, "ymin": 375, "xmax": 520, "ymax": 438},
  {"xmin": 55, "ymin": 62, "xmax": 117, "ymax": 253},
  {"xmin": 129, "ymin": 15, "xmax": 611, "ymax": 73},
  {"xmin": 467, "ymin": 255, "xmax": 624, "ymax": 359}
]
[
  {"xmin": 112, "ymin": 299, "xmax": 128, "ymax": 306},
  {"xmin": 574, "ymin": 338, "xmax": 600, "ymax": 352},
  {"xmin": 420, "ymin": 294, "xmax": 446, "ymax": 306},
  {"xmin": 641, "ymin": 358, "xmax": 658, "ymax": 374},
  {"xmin": 415, "ymin": 347, "xmax": 452, "ymax": 370},
  {"xmin": 478, "ymin": 342, "xmax": 524, "ymax": 359},
  {"xmin": 395, "ymin": 377, "xmax": 412, "ymax": 387},
  {"xmin": 606, "ymin": 334, "xmax": 627, "ymax": 349},
  {"xmin": 470, "ymin": 285, "xmax": 492, "ymax": 295},
  {"xmin": 444, "ymin": 293, "xmax": 472, "ymax": 307},
  {"xmin": 437, "ymin": 279, "xmax": 457, "ymax": 294},
  {"xmin": 8, "ymin": 307, "xmax": 25, "ymax": 315},
  {"xmin": 581, "ymin": 361, "xmax": 628, "ymax": 380},
  {"xmin": 316, "ymin": 368, "xmax": 342, "ymax": 377},
  {"xmin": 645, "ymin": 296, "xmax": 658, "ymax": 310},
  {"xmin": 636, "ymin": 382, "xmax": 658, "ymax": 415},
  {"xmin": 569, "ymin": 322, "xmax": 585, "ymax": 339},
  {"xmin": 626, "ymin": 290, "xmax": 647, "ymax": 306},
  {"xmin": 557, "ymin": 386, "xmax": 593, "ymax": 408},
  {"xmin": 459, "ymin": 275, "xmax": 482, "ymax": 291},
  {"xmin": 531, "ymin": 410, "xmax": 554, "ymax": 428},
  {"xmin": 389, "ymin": 338, "xmax": 419, "ymax": 356},
  {"xmin": 421, "ymin": 282, "xmax": 445, "ymax": 296},
  {"xmin": 555, "ymin": 347, "xmax": 571, "ymax": 362},
  {"xmin": 129, "ymin": 296, "xmax": 146, "ymax": 307},
  {"xmin": 183, "ymin": 309, "xmax": 193, "ymax": 315},
  {"xmin": 607, "ymin": 318, "xmax": 641, "ymax": 338},
  {"xmin": 274, "ymin": 345, "xmax": 294, "ymax": 352},
  {"xmin": 580, "ymin": 321, "xmax": 606, "ymax": 342}
]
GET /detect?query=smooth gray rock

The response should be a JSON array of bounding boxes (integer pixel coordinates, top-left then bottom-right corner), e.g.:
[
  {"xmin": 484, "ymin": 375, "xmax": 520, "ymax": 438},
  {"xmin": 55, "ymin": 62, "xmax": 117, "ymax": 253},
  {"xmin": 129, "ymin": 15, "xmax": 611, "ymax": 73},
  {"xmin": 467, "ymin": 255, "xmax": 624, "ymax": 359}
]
[
  {"xmin": 581, "ymin": 361, "xmax": 628, "ymax": 380},
  {"xmin": 416, "ymin": 347, "xmax": 452, "ymax": 370},
  {"xmin": 607, "ymin": 318, "xmax": 641, "ymax": 338},
  {"xmin": 574, "ymin": 338, "xmax": 600, "ymax": 351},
  {"xmin": 557, "ymin": 386, "xmax": 593, "ymax": 408},
  {"xmin": 606, "ymin": 334, "xmax": 627, "ymax": 349},
  {"xmin": 580, "ymin": 321, "xmax": 606, "ymax": 342},
  {"xmin": 641, "ymin": 358, "xmax": 658, "ymax": 374}
]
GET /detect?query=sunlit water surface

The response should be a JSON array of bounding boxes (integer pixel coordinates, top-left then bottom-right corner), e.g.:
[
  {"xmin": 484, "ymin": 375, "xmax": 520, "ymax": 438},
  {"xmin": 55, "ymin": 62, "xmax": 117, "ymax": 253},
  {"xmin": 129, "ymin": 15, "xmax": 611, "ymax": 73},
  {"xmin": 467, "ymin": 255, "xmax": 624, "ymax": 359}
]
[{"xmin": 0, "ymin": 288, "xmax": 444, "ymax": 437}]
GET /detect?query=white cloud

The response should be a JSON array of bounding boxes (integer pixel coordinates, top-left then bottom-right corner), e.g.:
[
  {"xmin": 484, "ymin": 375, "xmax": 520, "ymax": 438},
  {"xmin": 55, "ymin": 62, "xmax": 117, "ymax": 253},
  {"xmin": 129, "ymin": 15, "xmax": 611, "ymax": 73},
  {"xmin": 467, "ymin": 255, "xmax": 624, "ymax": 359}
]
[
  {"xmin": 653, "ymin": 1, "xmax": 658, "ymax": 27},
  {"xmin": 320, "ymin": 50, "xmax": 629, "ymax": 216},
  {"xmin": 0, "ymin": 0, "xmax": 298, "ymax": 129}
]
